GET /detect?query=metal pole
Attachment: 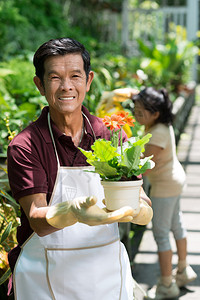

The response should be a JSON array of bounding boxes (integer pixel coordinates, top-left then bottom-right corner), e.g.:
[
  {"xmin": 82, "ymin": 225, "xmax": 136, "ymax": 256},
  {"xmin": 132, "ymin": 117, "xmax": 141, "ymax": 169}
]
[
  {"xmin": 121, "ymin": 0, "xmax": 129, "ymax": 55},
  {"xmin": 187, "ymin": 0, "xmax": 199, "ymax": 81}
]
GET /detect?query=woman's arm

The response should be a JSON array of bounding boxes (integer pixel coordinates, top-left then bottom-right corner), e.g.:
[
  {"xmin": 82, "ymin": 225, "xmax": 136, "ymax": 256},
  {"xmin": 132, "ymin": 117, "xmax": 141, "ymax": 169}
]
[{"xmin": 143, "ymin": 144, "xmax": 163, "ymax": 176}]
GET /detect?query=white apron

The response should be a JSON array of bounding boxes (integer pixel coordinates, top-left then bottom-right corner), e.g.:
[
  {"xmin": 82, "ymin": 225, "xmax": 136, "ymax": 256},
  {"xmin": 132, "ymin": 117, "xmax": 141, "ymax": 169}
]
[{"xmin": 13, "ymin": 113, "xmax": 134, "ymax": 300}]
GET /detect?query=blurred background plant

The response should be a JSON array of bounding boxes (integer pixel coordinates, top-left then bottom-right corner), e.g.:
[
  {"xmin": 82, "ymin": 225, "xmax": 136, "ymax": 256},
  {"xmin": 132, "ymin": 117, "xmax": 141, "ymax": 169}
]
[
  {"xmin": 0, "ymin": 58, "xmax": 47, "ymax": 156},
  {"xmin": 137, "ymin": 33, "xmax": 198, "ymax": 95},
  {"xmin": 0, "ymin": 165, "xmax": 20, "ymax": 297},
  {"xmin": 0, "ymin": 0, "xmax": 199, "ymax": 156}
]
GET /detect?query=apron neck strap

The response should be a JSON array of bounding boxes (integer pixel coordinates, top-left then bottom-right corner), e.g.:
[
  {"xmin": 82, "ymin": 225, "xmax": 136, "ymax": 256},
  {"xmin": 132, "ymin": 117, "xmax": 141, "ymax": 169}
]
[
  {"xmin": 48, "ymin": 112, "xmax": 60, "ymax": 167},
  {"xmin": 82, "ymin": 111, "xmax": 96, "ymax": 141},
  {"xmin": 47, "ymin": 110, "xmax": 96, "ymax": 168}
]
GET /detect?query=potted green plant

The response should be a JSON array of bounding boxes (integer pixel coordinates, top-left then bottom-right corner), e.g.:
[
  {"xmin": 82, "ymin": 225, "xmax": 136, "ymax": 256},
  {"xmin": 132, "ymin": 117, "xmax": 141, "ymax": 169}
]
[{"xmin": 79, "ymin": 111, "xmax": 154, "ymax": 211}]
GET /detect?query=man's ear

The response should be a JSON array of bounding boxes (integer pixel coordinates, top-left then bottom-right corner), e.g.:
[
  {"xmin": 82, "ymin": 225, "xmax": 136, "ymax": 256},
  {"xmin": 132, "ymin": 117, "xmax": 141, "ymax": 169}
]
[
  {"xmin": 33, "ymin": 76, "xmax": 45, "ymax": 96},
  {"xmin": 86, "ymin": 71, "xmax": 94, "ymax": 92}
]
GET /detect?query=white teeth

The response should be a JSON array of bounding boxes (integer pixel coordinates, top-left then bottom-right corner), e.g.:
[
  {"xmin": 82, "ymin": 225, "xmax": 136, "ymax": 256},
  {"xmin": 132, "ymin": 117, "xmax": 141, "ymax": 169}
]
[{"xmin": 59, "ymin": 97, "xmax": 74, "ymax": 100}]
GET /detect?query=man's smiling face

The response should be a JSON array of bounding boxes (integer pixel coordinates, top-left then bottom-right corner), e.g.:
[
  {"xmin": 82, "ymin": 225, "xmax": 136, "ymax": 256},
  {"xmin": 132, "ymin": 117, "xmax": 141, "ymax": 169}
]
[{"xmin": 35, "ymin": 53, "xmax": 93, "ymax": 117}]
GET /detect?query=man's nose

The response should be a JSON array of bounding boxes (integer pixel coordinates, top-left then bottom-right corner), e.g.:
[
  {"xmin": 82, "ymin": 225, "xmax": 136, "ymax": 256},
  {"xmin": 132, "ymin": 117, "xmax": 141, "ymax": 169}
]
[{"xmin": 61, "ymin": 78, "xmax": 73, "ymax": 90}]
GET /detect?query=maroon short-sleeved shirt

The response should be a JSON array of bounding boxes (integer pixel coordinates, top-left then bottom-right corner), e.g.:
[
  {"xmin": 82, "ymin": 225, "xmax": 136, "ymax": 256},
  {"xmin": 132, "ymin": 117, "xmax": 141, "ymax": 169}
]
[{"xmin": 7, "ymin": 105, "xmax": 127, "ymax": 272}]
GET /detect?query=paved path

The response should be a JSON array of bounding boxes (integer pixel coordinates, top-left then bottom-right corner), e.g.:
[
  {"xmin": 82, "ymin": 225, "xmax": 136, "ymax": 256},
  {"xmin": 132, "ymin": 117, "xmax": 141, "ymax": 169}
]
[{"xmin": 132, "ymin": 103, "xmax": 200, "ymax": 299}]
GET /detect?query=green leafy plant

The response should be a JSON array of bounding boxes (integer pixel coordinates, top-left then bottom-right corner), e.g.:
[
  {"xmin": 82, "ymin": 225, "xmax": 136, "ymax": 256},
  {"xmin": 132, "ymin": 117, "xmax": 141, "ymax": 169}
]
[
  {"xmin": 79, "ymin": 111, "xmax": 154, "ymax": 181},
  {"xmin": 0, "ymin": 188, "xmax": 20, "ymax": 285},
  {"xmin": 137, "ymin": 34, "xmax": 198, "ymax": 94},
  {"xmin": 0, "ymin": 58, "xmax": 47, "ymax": 155},
  {"xmin": 0, "ymin": 162, "xmax": 20, "ymax": 287}
]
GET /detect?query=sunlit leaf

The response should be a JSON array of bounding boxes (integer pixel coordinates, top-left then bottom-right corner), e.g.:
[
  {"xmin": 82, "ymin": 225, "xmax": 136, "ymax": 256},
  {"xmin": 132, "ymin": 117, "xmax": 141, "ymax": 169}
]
[
  {"xmin": 0, "ymin": 222, "xmax": 12, "ymax": 244},
  {"xmin": 0, "ymin": 268, "xmax": 11, "ymax": 285}
]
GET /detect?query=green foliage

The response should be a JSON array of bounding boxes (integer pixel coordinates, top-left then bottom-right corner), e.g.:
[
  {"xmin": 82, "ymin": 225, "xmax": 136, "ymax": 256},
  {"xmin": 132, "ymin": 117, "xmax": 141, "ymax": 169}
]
[
  {"xmin": 0, "ymin": 169, "xmax": 20, "ymax": 284},
  {"xmin": 84, "ymin": 54, "xmax": 143, "ymax": 113},
  {"xmin": 137, "ymin": 35, "xmax": 198, "ymax": 93},
  {"xmin": 0, "ymin": 1, "xmax": 55, "ymax": 59},
  {"xmin": 0, "ymin": 268, "xmax": 11, "ymax": 285},
  {"xmin": 0, "ymin": 222, "xmax": 12, "ymax": 245},
  {"xmin": 0, "ymin": 0, "xmax": 93, "ymax": 61},
  {"xmin": 79, "ymin": 133, "xmax": 154, "ymax": 181},
  {"xmin": 0, "ymin": 0, "xmax": 28, "ymax": 60},
  {"xmin": 0, "ymin": 57, "xmax": 47, "ymax": 154},
  {"xmin": 1, "ymin": 57, "xmax": 38, "ymax": 104},
  {"xmin": 92, "ymin": 54, "xmax": 142, "ymax": 88}
]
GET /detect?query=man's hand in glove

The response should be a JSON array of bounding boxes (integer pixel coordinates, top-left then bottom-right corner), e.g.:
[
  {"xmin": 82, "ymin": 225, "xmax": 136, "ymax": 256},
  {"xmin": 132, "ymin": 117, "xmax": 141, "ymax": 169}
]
[
  {"xmin": 102, "ymin": 187, "xmax": 153, "ymax": 226},
  {"xmin": 46, "ymin": 188, "xmax": 153, "ymax": 229},
  {"xmin": 46, "ymin": 196, "xmax": 134, "ymax": 229},
  {"xmin": 130, "ymin": 187, "xmax": 153, "ymax": 225},
  {"xmin": 130, "ymin": 198, "xmax": 153, "ymax": 225}
]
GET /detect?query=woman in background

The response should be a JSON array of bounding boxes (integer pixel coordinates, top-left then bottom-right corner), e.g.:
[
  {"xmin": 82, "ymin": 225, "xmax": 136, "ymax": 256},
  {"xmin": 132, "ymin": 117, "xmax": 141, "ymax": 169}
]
[{"xmin": 132, "ymin": 87, "xmax": 197, "ymax": 300}]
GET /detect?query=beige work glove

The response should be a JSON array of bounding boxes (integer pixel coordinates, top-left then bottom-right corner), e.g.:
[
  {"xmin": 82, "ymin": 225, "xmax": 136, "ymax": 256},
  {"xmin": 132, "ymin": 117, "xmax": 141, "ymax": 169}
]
[
  {"xmin": 130, "ymin": 198, "xmax": 153, "ymax": 226},
  {"xmin": 46, "ymin": 196, "xmax": 135, "ymax": 229},
  {"xmin": 102, "ymin": 196, "xmax": 153, "ymax": 226}
]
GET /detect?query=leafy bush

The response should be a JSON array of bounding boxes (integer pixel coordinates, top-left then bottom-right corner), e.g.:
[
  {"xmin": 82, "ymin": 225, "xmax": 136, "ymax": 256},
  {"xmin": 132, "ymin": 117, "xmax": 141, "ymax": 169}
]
[
  {"xmin": 84, "ymin": 54, "xmax": 145, "ymax": 113},
  {"xmin": 137, "ymin": 34, "xmax": 198, "ymax": 94},
  {"xmin": 0, "ymin": 166, "xmax": 20, "ymax": 285},
  {"xmin": 0, "ymin": 0, "xmax": 83, "ymax": 60},
  {"xmin": 0, "ymin": 57, "xmax": 48, "ymax": 155}
]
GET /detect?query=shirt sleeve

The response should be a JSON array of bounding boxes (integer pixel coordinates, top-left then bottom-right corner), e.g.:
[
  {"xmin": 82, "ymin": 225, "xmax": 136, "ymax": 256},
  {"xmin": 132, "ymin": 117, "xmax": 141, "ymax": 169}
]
[{"xmin": 7, "ymin": 143, "xmax": 48, "ymax": 201}]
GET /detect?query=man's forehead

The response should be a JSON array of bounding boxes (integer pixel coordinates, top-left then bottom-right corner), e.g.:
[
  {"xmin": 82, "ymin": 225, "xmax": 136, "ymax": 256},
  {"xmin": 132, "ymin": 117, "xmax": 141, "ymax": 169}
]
[{"xmin": 44, "ymin": 53, "xmax": 84, "ymax": 70}]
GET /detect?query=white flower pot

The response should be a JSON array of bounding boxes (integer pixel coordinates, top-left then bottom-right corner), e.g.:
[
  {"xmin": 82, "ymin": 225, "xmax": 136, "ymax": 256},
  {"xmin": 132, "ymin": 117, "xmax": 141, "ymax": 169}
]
[{"xmin": 101, "ymin": 179, "xmax": 143, "ymax": 211}]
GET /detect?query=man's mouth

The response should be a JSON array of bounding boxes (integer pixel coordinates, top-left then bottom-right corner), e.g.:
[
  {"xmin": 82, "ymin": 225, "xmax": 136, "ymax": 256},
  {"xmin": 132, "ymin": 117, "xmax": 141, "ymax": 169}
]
[{"xmin": 59, "ymin": 97, "xmax": 75, "ymax": 101}]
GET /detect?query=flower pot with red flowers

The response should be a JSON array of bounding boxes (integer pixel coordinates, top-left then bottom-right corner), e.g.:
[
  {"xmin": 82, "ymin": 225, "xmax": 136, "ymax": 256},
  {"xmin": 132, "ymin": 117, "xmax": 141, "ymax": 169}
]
[{"xmin": 79, "ymin": 111, "xmax": 154, "ymax": 211}]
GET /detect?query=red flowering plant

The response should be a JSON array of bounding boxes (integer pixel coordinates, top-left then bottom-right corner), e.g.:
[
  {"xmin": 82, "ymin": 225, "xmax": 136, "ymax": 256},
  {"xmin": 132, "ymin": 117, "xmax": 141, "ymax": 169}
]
[{"xmin": 79, "ymin": 111, "xmax": 154, "ymax": 181}]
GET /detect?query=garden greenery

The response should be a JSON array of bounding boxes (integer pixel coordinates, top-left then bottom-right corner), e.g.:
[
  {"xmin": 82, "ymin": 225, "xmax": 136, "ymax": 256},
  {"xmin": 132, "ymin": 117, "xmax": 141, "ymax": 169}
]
[{"xmin": 0, "ymin": 35, "xmax": 198, "ymax": 156}]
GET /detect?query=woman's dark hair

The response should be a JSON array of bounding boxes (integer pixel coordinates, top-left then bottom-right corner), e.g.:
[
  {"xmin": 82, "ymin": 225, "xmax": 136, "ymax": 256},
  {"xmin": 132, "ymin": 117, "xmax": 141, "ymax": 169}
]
[
  {"xmin": 132, "ymin": 87, "xmax": 174, "ymax": 125},
  {"xmin": 33, "ymin": 38, "xmax": 91, "ymax": 84}
]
